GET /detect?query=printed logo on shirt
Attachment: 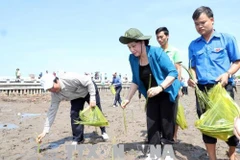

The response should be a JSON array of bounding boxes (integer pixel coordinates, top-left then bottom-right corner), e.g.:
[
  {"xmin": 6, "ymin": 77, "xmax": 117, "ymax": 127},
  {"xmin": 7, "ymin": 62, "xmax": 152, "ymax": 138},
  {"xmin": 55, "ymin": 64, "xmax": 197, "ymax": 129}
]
[{"xmin": 214, "ymin": 48, "xmax": 223, "ymax": 52}]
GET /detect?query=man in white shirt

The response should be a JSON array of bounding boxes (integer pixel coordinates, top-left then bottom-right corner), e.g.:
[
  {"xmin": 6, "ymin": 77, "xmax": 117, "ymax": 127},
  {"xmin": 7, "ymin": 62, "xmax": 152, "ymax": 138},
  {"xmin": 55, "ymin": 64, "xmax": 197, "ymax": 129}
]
[{"xmin": 36, "ymin": 72, "xmax": 109, "ymax": 145}]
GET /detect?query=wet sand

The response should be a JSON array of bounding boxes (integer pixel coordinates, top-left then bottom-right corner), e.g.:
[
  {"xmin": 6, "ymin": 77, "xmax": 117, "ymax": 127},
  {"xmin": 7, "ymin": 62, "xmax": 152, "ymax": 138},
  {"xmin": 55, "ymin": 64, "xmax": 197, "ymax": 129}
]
[{"xmin": 0, "ymin": 87, "xmax": 240, "ymax": 160}]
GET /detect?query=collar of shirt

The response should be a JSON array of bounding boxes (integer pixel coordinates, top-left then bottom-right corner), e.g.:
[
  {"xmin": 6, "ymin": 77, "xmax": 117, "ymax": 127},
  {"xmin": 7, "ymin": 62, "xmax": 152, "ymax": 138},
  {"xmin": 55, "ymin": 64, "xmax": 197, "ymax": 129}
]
[
  {"xmin": 196, "ymin": 30, "xmax": 221, "ymax": 42},
  {"xmin": 164, "ymin": 45, "xmax": 173, "ymax": 53}
]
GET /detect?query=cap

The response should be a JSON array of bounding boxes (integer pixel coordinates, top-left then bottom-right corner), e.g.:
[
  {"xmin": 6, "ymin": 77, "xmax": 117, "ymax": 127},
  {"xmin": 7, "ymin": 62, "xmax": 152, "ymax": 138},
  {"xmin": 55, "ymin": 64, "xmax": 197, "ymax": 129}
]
[{"xmin": 40, "ymin": 74, "xmax": 55, "ymax": 91}]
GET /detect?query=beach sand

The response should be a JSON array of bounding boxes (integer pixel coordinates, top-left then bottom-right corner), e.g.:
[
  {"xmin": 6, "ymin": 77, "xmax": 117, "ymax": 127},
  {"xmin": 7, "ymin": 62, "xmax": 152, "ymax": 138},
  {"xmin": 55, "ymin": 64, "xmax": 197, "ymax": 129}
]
[{"xmin": 0, "ymin": 87, "xmax": 240, "ymax": 160}]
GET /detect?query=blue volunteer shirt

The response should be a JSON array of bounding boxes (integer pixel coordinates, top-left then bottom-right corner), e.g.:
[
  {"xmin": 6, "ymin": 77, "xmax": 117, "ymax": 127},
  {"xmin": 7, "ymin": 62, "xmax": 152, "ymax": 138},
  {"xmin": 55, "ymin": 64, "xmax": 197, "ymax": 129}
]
[
  {"xmin": 188, "ymin": 31, "xmax": 240, "ymax": 84},
  {"xmin": 111, "ymin": 76, "xmax": 122, "ymax": 87}
]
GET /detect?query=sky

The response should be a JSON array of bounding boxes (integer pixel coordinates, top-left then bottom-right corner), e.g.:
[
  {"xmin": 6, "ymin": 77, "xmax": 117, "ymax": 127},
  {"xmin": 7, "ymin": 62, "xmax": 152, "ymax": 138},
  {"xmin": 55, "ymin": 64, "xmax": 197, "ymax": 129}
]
[{"xmin": 0, "ymin": 0, "xmax": 240, "ymax": 80}]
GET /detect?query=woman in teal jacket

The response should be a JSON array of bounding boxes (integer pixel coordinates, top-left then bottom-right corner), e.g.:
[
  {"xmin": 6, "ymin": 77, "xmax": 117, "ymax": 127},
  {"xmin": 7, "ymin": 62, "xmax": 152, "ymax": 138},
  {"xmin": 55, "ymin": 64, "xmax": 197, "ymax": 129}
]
[{"xmin": 120, "ymin": 28, "xmax": 181, "ymax": 145}]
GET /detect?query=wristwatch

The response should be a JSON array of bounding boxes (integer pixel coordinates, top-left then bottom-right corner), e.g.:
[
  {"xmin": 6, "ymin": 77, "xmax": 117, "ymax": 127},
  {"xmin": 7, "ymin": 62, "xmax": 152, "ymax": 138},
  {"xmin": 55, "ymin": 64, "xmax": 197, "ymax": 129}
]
[
  {"xmin": 159, "ymin": 84, "xmax": 165, "ymax": 91},
  {"xmin": 227, "ymin": 71, "xmax": 232, "ymax": 78}
]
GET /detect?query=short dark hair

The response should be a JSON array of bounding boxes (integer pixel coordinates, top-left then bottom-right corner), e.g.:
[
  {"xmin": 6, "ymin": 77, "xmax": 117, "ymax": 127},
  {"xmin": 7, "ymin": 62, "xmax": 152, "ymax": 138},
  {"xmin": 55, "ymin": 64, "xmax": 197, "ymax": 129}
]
[
  {"xmin": 144, "ymin": 40, "xmax": 149, "ymax": 46},
  {"xmin": 53, "ymin": 77, "xmax": 59, "ymax": 83},
  {"xmin": 135, "ymin": 40, "xmax": 149, "ymax": 46},
  {"xmin": 192, "ymin": 6, "xmax": 214, "ymax": 20},
  {"xmin": 155, "ymin": 27, "xmax": 169, "ymax": 36}
]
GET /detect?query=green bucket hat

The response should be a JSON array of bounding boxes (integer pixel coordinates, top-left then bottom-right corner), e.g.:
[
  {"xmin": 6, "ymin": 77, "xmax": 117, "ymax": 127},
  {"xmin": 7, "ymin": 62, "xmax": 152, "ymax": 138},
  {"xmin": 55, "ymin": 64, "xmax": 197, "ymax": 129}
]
[{"xmin": 119, "ymin": 28, "xmax": 152, "ymax": 44}]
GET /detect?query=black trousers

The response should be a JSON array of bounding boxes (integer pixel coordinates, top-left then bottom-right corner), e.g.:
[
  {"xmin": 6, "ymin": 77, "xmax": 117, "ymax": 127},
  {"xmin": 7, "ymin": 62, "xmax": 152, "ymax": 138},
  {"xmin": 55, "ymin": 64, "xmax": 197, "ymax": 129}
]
[
  {"xmin": 70, "ymin": 82, "xmax": 106, "ymax": 142},
  {"xmin": 146, "ymin": 92, "xmax": 177, "ymax": 145},
  {"xmin": 196, "ymin": 83, "xmax": 239, "ymax": 146},
  {"xmin": 182, "ymin": 87, "xmax": 188, "ymax": 95}
]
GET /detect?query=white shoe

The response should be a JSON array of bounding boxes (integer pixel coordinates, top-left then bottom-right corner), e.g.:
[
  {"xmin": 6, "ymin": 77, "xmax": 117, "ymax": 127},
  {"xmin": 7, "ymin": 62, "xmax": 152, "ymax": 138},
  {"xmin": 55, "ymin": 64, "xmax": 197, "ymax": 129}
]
[
  {"xmin": 71, "ymin": 141, "xmax": 78, "ymax": 145},
  {"xmin": 102, "ymin": 133, "xmax": 109, "ymax": 140},
  {"xmin": 71, "ymin": 141, "xmax": 78, "ymax": 150},
  {"xmin": 113, "ymin": 105, "xmax": 117, "ymax": 108}
]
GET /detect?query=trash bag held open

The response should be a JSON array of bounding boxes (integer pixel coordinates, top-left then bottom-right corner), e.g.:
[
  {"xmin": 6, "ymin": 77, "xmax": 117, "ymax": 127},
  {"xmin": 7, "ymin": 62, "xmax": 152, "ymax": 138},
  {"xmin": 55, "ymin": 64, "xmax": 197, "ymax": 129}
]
[
  {"xmin": 195, "ymin": 83, "xmax": 240, "ymax": 141},
  {"xmin": 74, "ymin": 106, "xmax": 109, "ymax": 127}
]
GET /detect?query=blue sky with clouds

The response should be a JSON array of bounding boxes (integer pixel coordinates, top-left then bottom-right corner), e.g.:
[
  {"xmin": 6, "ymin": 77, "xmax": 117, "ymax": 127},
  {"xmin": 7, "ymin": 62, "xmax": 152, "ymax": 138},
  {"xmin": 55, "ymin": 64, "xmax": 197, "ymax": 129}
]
[{"xmin": 0, "ymin": 0, "xmax": 240, "ymax": 79}]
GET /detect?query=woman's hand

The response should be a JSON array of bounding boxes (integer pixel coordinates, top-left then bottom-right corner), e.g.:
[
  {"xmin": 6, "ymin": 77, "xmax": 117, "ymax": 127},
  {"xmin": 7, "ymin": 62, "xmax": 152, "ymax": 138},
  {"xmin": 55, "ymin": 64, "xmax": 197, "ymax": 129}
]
[
  {"xmin": 121, "ymin": 99, "xmax": 129, "ymax": 109},
  {"xmin": 147, "ymin": 86, "xmax": 162, "ymax": 98}
]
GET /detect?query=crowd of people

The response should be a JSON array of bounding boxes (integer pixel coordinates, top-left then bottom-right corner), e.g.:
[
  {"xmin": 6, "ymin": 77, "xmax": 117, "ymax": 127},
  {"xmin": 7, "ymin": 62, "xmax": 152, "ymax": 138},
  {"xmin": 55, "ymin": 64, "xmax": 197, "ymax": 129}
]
[
  {"xmin": 35, "ymin": 6, "xmax": 240, "ymax": 160},
  {"xmin": 14, "ymin": 69, "xmax": 130, "ymax": 84}
]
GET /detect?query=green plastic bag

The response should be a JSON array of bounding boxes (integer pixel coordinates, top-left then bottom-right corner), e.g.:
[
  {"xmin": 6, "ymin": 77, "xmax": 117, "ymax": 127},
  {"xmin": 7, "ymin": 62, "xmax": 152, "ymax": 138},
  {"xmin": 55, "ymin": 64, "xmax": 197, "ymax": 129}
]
[
  {"xmin": 176, "ymin": 103, "xmax": 188, "ymax": 130},
  {"xmin": 110, "ymin": 85, "xmax": 116, "ymax": 95},
  {"xmin": 195, "ymin": 83, "xmax": 240, "ymax": 141},
  {"xmin": 74, "ymin": 106, "xmax": 109, "ymax": 126}
]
